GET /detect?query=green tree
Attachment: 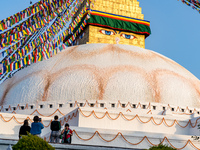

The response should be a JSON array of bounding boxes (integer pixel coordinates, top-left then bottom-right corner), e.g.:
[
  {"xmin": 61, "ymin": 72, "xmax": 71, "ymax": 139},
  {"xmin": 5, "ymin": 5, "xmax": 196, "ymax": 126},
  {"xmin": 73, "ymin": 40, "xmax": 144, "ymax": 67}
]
[
  {"xmin": 12, "ymin": 134, "xmax": 55, "ymax": 150},
  {"xmin": 148, "ymin": 144, "xmax": 176, "ymax": 150}
]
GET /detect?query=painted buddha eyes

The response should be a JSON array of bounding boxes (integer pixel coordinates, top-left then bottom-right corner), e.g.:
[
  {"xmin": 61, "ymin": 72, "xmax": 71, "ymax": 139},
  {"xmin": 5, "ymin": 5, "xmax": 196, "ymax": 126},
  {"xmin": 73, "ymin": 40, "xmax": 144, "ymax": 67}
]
[
  {"xmin": 99, "ymin": 29, "xmax": 115, "ymax": 35},
  {"xmin": 121, "ymin": 33, "xmax": 136, "ymax": 39},
  {"xmin": 99, "ymin": 29, "xmax": 136, "ymax": 40}
]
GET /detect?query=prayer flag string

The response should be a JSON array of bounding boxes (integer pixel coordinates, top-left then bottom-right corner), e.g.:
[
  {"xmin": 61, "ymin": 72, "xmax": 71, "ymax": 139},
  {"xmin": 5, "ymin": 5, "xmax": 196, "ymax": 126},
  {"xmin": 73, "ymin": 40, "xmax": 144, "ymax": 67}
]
[
  {"xmin": 178, "ymin": 0, "xmax": 200, "ymax": 12},
  {"xmin": 0, "ymin": 0, "xmax": 91, "ymax": 82}
]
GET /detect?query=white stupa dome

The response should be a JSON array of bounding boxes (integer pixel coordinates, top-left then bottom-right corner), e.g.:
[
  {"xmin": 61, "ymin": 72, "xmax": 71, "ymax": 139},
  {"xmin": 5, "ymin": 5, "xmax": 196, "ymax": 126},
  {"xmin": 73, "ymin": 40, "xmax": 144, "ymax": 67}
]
[{"xmin": 0, "ymin": 43, "xmax": 200, "ymax": 108}]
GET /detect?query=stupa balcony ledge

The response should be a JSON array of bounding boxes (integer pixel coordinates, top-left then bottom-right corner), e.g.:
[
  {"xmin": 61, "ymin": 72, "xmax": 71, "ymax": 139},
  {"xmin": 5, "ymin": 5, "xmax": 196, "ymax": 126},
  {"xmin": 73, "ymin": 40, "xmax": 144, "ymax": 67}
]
[{"xmin": 1, "ymin": 100, "xmax": 200, "ymax": 119}]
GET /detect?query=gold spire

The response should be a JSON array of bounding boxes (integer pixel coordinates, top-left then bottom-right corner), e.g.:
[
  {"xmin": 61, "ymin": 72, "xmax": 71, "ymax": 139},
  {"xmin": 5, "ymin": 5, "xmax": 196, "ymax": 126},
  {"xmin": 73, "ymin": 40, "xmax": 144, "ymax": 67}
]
[
  {"xmin": 76, "ymin": 0, "xmax": 147, "ymax": 48},
  {"xmin": 91, "ymin": 0, "xmax": 144, "ymax": 20}
]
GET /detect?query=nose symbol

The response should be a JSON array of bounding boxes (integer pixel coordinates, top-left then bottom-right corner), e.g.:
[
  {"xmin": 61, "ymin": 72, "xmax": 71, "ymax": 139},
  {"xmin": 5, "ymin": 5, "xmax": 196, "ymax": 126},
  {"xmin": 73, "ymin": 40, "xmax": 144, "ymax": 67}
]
[{"xmin": 115, "ymin": 37, "xmax": 120, "ymax": 44}]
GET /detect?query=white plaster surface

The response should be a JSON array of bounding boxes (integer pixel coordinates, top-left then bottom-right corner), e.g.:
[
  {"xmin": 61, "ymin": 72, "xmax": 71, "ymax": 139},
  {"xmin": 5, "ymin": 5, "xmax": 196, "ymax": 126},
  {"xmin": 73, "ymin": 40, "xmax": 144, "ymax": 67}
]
[
  {"xmin": 0, "ymin": 44, "xmax": 200, "ymax": 109},
  {"xmin": 0, "ymin": 105, "xmax": 200, "ymax": 149},
  {"xmin": 1, "ymin": 44, "xmax": 200, "ymax": 149}
]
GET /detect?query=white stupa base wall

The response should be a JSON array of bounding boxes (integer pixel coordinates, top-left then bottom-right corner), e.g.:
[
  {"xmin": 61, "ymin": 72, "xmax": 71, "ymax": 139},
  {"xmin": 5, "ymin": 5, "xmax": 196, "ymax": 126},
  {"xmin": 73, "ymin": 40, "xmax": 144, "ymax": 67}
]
[
  {"xmin": 69, "ymin": 126, "xmax": 199, "ymax": 150},
  {"xmin": 42, "ymin": 107, "xmax": 200, "ymax": 149},
  {"xmin": 76, "ymin": 107, "xmax": 193, "ymax": 135},
  {"xmin": 1, "ymin": 101, "xmax": 200, "ymax": 149}
]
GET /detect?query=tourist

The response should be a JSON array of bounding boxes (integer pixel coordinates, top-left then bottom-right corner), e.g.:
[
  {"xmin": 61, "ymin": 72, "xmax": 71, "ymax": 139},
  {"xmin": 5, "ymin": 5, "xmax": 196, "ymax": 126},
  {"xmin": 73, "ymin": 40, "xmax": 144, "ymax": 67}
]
[
  {"xmin": 61, "ymin": 123, "xmax": 73, "ymax": 144},
  {"xmin": 19, "ymin": 119, "xmax": 31, "ymax": 139},
  {"xmin": 30, "ymin": 116, "xmax": 44, "ymax": 136},
  {"xmin": 50, "ymin": 115, "xmax": 61, "ymax": 143}
]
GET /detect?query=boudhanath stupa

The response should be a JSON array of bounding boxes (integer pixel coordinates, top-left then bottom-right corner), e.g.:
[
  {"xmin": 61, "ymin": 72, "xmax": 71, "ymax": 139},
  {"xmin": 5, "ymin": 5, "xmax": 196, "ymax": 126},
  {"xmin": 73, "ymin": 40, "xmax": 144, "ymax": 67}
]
[{"xmin": 0, "ymin": 0, "xmax": 200, "ymax": 149}]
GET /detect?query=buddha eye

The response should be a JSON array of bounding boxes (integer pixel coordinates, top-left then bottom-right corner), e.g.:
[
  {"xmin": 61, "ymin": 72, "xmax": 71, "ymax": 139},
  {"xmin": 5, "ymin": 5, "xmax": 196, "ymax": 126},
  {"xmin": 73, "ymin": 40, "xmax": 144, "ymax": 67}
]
[
  {"xmin": 99, "ymin": 29, "xmax": 115, "ymax": 35},
  {"xmin": 121, "ymin": 33, "xmax": 136, "ymax": 39}
]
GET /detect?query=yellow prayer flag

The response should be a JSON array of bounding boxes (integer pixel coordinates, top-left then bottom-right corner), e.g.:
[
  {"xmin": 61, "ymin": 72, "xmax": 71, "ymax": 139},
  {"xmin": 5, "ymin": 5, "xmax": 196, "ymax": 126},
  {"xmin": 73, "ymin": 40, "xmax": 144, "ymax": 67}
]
[
  {"xmin": 36, "ymin": 6, "xmax": 39, "ymax": 12},
  {"xmin": 0, "ymin": 24, "xmax": 3, "ymax": 31},
  {"xmin": 23, "ymin": 30, "xmax": 27, "ymax": 35},
  {"xmin": 18, "ymin": 51, "xmax": 22, "ymax": 57},
  {"xmin": 15, "ymin": 63, "xmax": 18, "ymax": 69},
  {"xmin": 6, "ymin": 65, "xmax": 8, "ymax": 73},
  {"xmin": 41, "ymin": 20, "xmax": 44, "ymax": 26},
  {"xmin": 23, "ymin": 57, "xmax": 27, "ymax": 65},
  {"xmin": 29, "ymin": 27, "xmax": 33, "ymax": 32},
  {"xmin": 33, "ymin": 8, "xmax": 36, "ymax": 14},
  {"xmin": 2, "ymin": 43, "xmax": 5, "ymax": 47},
  {"xmin": 35, "ymin": 23, "xmax": 39, "ymax": 28},
  {"xmin": 46, "ymin": 50, "xmax": 50, "ymax": 58},
  {"xmin": 38, "ymin": 53, "xmax": 41, "ymax": 61}
]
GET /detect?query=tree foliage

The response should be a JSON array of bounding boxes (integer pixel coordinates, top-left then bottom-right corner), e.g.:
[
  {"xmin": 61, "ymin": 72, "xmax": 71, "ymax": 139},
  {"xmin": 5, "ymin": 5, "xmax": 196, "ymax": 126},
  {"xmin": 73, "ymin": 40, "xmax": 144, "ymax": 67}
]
[
  {"xmin": 12, "ymin": 134, "xmax": 55, "ymax": 150},
  {"xmin": 148, "ymin": 144, "xmax": 176, "ymax": 150}
]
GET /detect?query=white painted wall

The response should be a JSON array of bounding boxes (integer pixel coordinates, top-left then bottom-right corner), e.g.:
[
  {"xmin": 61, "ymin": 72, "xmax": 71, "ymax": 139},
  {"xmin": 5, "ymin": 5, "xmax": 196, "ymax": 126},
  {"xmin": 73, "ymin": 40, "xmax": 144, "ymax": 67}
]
[{"xmin": 1, "ymin": 101, "xmax": 200, "ymax": 149}]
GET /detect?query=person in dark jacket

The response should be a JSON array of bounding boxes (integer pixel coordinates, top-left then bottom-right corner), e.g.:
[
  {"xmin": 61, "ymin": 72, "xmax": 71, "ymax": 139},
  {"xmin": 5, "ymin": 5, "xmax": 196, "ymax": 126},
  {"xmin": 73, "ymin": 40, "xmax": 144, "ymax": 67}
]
[
  {"xmin": 50, "ymin": 115, "xmax": 61, "ymax": 143},
  {"xmin": 19, "ymin": 119, "xmax": 31, "ymax": 139}
]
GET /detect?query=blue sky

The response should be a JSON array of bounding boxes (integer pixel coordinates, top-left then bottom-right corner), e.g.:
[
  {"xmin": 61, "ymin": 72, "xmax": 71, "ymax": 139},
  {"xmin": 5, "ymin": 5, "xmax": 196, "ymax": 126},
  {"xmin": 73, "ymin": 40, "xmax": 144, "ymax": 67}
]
[
  {"xmin": 1, "ymin": 0, "xmax": 200, "ymax": 79},
  {"xmin": 140, "ymin": 0, "xmax": 200, "ymax": 79}
]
